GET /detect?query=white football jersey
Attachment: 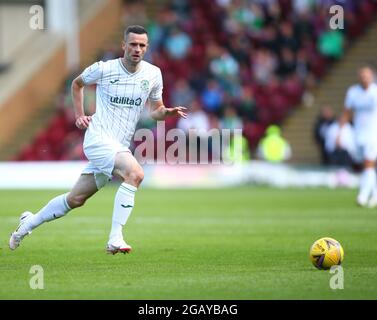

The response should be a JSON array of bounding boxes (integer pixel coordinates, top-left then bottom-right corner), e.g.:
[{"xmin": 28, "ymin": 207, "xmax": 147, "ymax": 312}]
[
  {"xmin": 345, "ymin": 82, "xmax": 377, "ymax": 144},
  {"xmin": 81, "ymin": 58, "xmax": 163, "ymax": 147}
]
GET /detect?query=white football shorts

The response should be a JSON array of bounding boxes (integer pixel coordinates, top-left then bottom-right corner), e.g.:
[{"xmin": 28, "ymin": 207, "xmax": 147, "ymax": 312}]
[
  {"xmin": 350, "ymin": 141, "xmax": 377, "ymax": 163},
  {"xmin": 82, "ymin": 131, "xmax": 131, "ymax": 189}
]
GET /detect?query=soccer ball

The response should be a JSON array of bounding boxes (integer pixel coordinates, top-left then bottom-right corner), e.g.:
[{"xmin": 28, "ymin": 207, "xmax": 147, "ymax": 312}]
[{"xmin": 309, "ymin": 237, "xmax": 344, "ymax": 270}]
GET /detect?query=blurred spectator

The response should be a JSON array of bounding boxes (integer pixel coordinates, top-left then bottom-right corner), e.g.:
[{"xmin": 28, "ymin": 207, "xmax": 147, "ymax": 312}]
[
  {"xmin": 317, "ymin": 28, "xmax": 345, "ymax": 59},
  {"xmin": 257, "ymin": 125, "xmax": 292, "ymax": 163},
  {"xmin": 281, "ymin": 74, "xmax": 303, "ymax": 105},
  {"xmin": 312, "ymin": 6, "xmax": 328, "ymax": 38},
  {"xmin": 201, "ymin": 79, "xmax": 224, "ymax": 114},
  {"xmin": 252, "ymin": 49, "xmax": 278, "ymax": 84},
  {"xmin": 301, "ymin": 72, "xmax": 317, "ymax": 107},
  {"xmin": 170, "ymin": 78, "xmax": 196, "ymax": 107},
  {"xmin": 293, "ymin": 0, "xmax": 315, "ymax": 15},
  {"xmin": 209, "ymin": 47, "xmax": 240, "ymax": 80},
  {"xmin": 324, "ymin": 117, "xmax": 356, "ymax": 167},
  {"xmin": 220, "ymin": 106, "xmax": 243, "ymax": 130},
  {"xmin": 316, "ymin": 0, "xmax": 354, "ymax": 11},
  {"xmin": 293, "ymin": 11, "xmax": 315, "ymax": 45},
  {"xmin": 169, "ymin": 0, "xmax": 191, "ymax": 21},
  {"xmin": 237, "ymin": 85, "xmax": 257, "ymax": 121},
  {"xmin": 226, "ymin": 1, "xmax": 265, "ymax": 34},
  {"xmin": 314, "ymin": 105, "xmax": 336, "ymax": 164},
  {"xmin": 277, "ymin": 47, "xmax": 297, "ymax": 78},
  {"xmin": 209, "ymin": 47, "xmax": 241, "ymax": 97},
  {"xmin": 164, "ymin": 27, "xmax": 192, "ymax": 60},
  {"xmin": 146, "ymin": 20, "xmax": 164, "ymax": 51},
  {"xmin": 216, "ymin": 0, "xmax": 231, "ymax": 8},
  {"xmin": 146, "ymin": 11, "xmax": 168, "ymax": 53},
  {"xmin": 278, "ymin": 21, "xmax": 300, "ymax": 52},
  {"xmin": 177, "ymin": 99, "xmax": 210, "ymax": 133},
  {"xmin": 260, "ymin": 25, "xmax": 280, "ymax": 53},
  {"xmin": 228, "ymin": 33, "xmax": 252, "ymax": 65},
  {"xmin": 265, "ymin": 0, "xmax": 282, "ymax": 22},
  {"xmin": 295, "ymin": 49, "xmax": 310, "ymax": 80},
  {"xmin": 122, "ymin": 0, "xmax": 148, "ymax": 27}
]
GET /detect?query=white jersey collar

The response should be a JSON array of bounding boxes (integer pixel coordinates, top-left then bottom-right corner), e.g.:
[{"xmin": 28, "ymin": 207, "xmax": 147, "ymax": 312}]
[{"xmin": 118, "ymin": 58, "xmax": 143, "ymax": 75}]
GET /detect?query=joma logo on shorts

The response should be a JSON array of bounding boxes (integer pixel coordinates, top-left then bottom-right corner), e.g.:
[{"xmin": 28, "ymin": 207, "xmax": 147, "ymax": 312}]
[{"xmin": 110, "ymin": 96, "xmax": 142, "ymax": 106}]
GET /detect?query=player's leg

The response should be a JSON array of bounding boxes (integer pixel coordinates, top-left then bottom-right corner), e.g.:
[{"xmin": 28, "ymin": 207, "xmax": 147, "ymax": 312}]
[
  {"xmin": 357, "ymin": 160, "xmax": 377, "ymax": 207},
  {"xmin": 66, "ymin": 173, "xmax": 100, "ymax": 208},
  {"xmin": 9, "ymin": 174, "xmax": 99, "ymax": 250},
  {"xmin": 364, "ymin": 158, "xmax": 377, "ymax": 208},
  {"xmin": 357, "ymin": 142, "xmax": 377, "ymax": 207},
  {"xmin": 370, "ymin": 167, "xmax": 377, "ymax": 208},
  {"xmin": 106, "ymin": 151, "xmax": 144, "ymax": 254}
]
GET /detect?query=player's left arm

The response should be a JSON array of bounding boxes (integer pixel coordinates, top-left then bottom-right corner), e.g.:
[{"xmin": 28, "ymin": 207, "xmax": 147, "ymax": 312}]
[
  {"xmin": 148, "ymin": 68, "xmax": 187, "ymax": 120},
  {"xmin": 149, "ymin": 99, "xmax": 187, "ymax": 120}
]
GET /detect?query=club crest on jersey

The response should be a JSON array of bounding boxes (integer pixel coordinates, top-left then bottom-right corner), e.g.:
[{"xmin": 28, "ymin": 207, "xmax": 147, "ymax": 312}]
[{"xmin": 140, "ymin": 80, "xmax": 149, "ymax": 92}]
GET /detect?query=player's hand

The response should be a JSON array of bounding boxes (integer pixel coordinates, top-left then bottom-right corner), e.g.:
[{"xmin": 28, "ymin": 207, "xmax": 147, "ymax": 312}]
[
  {"xmin": 75, "ymin": 115, "xmax": 92, "ymax": 129},
  {"xmin": 166, "ymin": 106, "xmax": 187, "ymax": 119}
]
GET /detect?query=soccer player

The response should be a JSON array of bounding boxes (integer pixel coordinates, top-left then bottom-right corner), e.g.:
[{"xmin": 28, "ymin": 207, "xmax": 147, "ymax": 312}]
[
  {"xmin": 339, "ymin": 65, "xmax": 377, "ymax": 207},
  {"xmin": 9, "ymin": 25, "xmax": 187, "ymax": 254}
]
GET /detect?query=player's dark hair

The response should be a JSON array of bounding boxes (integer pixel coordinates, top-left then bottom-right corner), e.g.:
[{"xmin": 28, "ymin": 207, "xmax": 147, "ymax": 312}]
[
  {"xmin": 124, "ymin": 25, "xmax": 148, "ymax": 40},
  {"xmin": 359, "ymin": 63, "xmax": 376, "ymax": 72}
]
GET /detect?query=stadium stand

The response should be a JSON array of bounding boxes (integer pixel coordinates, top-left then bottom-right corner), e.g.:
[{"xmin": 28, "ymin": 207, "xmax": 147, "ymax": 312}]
[
  {"xmin": 0, "ymin": 0, "xmax": 123, "ymax": 161},
  {"xmin": 284, "ymin": 1, "xmax": 377, "ymax": 163},
  {"xmin": 8, "ymin": 0, "xmax": 377, "ymax": 163}
]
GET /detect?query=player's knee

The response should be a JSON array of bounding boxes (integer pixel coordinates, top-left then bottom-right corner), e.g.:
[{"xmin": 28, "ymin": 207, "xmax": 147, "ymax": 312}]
[
  {"xmin": 66, "ymin": 193, "xmax": 87, "ymax": 208},
  {"xmin": 125, "ymin": 168, "xmax": 144, "ymax": 187}
]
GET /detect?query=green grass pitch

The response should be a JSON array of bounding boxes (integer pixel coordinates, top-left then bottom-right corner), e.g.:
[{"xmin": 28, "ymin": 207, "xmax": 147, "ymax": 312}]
[{"xmin": 1, "ymin": 186, "xmax": 377, "ymax": 299}]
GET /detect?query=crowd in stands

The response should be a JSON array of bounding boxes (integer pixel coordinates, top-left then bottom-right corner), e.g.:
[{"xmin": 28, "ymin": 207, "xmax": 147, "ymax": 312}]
[
  {"xmin": 16, "ymin": 0, "xmax": 377, "ymax": 163},
  {"xmin": 314, "ymin": 104, "xmax": 357, "ymax": 168}
]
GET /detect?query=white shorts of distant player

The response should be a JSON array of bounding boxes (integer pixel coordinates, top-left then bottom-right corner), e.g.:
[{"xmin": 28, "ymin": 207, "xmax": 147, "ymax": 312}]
[
  {"xmin": 350, "ymin": 141, "xmax": 377, "ymax": 164},
  {"xmin": 82, "ymin": 131, "xmax": 131, "ymax": 189}
]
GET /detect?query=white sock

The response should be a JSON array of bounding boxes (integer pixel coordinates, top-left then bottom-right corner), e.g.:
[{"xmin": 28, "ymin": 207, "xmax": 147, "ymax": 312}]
[
  {"xmin": 109, "ymin": 183, "xmax": 137, "ymax": 241},
  {"xmin": 358, "ymin": 168, "xmax": 376, "ymax": 203},
  {"xmin": 23, "ymin": 194, "xmax": 72, "ymax": 234},
  {"xmin": 371, "ymin": 170, "xmax": 377, "ymax": 199}
]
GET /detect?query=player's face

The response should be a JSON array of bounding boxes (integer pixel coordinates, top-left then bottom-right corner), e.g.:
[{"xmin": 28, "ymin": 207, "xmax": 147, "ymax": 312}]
[
  {"xmin": 122, "ymin": 33, "xmax": 148, "ymax": 65},
  {"xmin": 358, "ymin": 67, "xmax": 375, "ymax": 87}
]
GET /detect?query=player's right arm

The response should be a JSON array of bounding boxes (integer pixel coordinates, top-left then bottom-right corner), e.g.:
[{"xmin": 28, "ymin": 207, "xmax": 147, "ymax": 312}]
[
  {"xmin": 339, "ymin": 86, "xmax": 355, "ymax": 127},
  {"xmin": 336, "ymin": 87, "xmax": 354, "ymax": 146},
  {"xmin": 71, "ymin": 76, "xmax": 91, "ymax": 129},
  {"xmin": 71, "ymin": 61, "xmax": 103, "ymax": 129},
  {"xmin": 338, "ymin": 108, "xmax": 353, "ymax": 127}
]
